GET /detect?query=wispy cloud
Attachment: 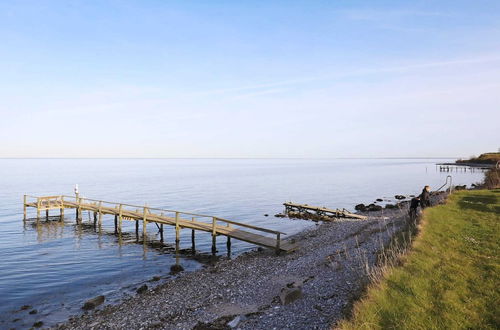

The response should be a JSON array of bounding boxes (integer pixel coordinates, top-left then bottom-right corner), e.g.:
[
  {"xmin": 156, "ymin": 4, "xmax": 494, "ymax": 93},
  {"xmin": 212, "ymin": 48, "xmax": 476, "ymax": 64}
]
[
  {"xmin": 339, "ymin": 8, "xmax": 450, "ymax": 22},
  {"xmin": 196, "ymin": 54, "xmax": 500, "ymax": 97}
]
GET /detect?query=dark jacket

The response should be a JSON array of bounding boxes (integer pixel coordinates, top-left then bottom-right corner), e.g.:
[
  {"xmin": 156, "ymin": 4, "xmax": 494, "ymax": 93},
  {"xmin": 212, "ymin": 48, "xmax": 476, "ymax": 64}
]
[{"xmin": 420, "ymin": 189, "xmax": 431, "ymax": 207}]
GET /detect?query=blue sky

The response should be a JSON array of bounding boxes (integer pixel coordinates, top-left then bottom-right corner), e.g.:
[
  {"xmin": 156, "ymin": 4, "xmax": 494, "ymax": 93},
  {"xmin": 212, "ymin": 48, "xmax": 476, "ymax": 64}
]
[{"xmin": 0, "ymin": 0, "xmax": 499, "ymax": 158}]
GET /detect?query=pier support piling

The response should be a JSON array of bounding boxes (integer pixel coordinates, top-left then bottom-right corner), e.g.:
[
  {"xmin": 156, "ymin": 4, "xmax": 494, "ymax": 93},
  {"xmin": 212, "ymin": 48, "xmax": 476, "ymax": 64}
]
[
  {"xmin": 212, "ymin": 235, "xmax": 217, "ymax": 255},
  {"xmin": 46, "ymin": 209, "xmax": 49, "ymax": 220},
  {"xmin": 23, "ymin": 195, "xmax": 27, "ymax": 220},
  {"xmin": 114, "ymin": 215, "xmax": 118, "ymax": 234},
  {"xmin": 191, "ymin": 229, "xmax": 195, "ymax": 252}
]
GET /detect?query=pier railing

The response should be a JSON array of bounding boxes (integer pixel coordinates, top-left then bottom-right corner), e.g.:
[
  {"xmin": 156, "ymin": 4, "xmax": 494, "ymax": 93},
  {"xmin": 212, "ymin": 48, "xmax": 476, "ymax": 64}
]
[{"xmin": 24, "ymin": 194, "xmax": 289, "ymax": 253}]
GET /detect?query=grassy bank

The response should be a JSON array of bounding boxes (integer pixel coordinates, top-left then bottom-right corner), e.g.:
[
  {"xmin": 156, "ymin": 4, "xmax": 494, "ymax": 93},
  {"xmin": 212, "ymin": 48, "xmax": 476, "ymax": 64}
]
[{"xmin": 339, "ymin": 189, "xmax": 500, "ymax": 329}]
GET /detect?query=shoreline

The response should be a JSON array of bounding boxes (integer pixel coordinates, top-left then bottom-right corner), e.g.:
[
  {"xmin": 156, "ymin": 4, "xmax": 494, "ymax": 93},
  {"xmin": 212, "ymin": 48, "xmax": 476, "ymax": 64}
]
[{"xmin": 56, "ymin": 193, "xmax": 447, "ymax": 330}]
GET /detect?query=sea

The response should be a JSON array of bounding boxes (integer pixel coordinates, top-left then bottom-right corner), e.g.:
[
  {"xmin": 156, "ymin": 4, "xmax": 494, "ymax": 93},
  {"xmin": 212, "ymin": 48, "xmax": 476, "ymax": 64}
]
[{"xmin": 0, "ymin": 158, "xmax": 485, "ymax": 328}]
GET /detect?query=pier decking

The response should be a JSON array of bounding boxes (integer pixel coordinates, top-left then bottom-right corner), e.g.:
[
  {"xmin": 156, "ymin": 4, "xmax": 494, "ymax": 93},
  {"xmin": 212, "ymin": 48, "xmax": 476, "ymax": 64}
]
[
  {"xmin": 23, "ymin": 195, "xmax": 296, "ymax": 253},
  {"xmin": 284, "ymin": 202, "xmax": 368, "ymax": 220}
]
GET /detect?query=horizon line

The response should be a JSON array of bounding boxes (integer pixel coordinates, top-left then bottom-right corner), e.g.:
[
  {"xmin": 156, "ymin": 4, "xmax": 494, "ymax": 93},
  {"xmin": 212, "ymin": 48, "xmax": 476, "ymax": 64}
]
[{"xmin": 0, "ymin": 156, "xmax": 460, "ymax": 160}]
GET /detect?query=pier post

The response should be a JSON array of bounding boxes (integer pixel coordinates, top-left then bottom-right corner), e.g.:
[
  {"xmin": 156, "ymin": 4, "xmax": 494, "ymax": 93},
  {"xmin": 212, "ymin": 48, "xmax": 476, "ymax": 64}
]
[
  {"xmin": 212, "ymin": 236, "xmax": 217, "ymax": 255},
  {"xmin": 36, "ymin": 198, "xmax": 40, "ymax": 220},
  {"xmin": 98, "ymin": 201, "xmax": 103, "ymax": 229},
  {"xmin": 23, "ymin": 195, "xmax": 27, "ymax": 220},
  {"xmin": 114, "ymin": 215, "xmax": 118, "ymax": 234},
  {"xmin": 211, "ymin": 217, "xmax": 217, "ymax": 255},
  {"xmin": 60, "ymin": 196, "xmax": 64, "ymax": 221},
  {"xmin": 45, "ymin": 209, "xmax": 49, "ymax": 220},
  {"xmin": 118, "ymin": 204, "xmax": 123, "ymax": 234},
  {"xmin": 135, "ymin": 220, "xmax": 139, "ymax": 240},
  {"xmin": 159, "ymin": 212, "xmax": 165, "ymax": 242},
  {"xmin": 226, "ymin": 236, "xmax": 231, "ymax": 256},
  {"xmin": 175, "ymin": 212, "xmax": 180, "ymax": 244},
  {"xmin": 93, "ymin": 212, "xmax": 97, "ymax": 227},
  {"xmin": 191, "ymin": 230, "xmax": 195, "ymax": 252},
  {"xmin": 77, "ymin": 197, "xmax": 81, "ymax": 224},
  {"xmin": 142, "ymin": 206, "xmax": 148, "ymax": 240}
]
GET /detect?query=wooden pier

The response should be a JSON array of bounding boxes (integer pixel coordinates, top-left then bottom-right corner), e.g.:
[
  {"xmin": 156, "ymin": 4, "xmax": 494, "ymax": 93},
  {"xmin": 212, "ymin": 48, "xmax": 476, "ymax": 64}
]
[
  {"xmin": 23, "ymin": 195, "xmax": 296, "ymax": 254},
  {"xmin": 283, "ymin": 202, "xmax": 368, "ymax": 220}
]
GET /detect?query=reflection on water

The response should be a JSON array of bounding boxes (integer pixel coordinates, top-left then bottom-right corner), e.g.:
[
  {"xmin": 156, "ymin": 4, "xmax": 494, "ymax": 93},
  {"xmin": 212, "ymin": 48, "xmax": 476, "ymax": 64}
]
[{"xmin": 0, "ymin": 158, "xmax": 484, "ymax": 329}]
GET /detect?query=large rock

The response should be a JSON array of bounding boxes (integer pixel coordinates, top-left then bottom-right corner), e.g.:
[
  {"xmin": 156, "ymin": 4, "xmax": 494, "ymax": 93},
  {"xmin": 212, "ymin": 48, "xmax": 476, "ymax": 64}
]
[
  {"xmin": 368, "ymin": 204, "xmax": 383, "ymax": 211},
  {"xmin": 136, "ymin": 284, "xmax": 148, "ymax": 294},
  {"xmin": 82, "ymin": 295, "xmax": 105, "ymax": 310},
  {"xmin": 354, "ymin": 204, "xmax": 367, "ymax": 211},
  {"xmin": 279, "ymin": 287, "xmax": 303, "ymax": 305},
  {"xmin": 395, "ymin": 195, "xmax": 406, "ymax": 200}
]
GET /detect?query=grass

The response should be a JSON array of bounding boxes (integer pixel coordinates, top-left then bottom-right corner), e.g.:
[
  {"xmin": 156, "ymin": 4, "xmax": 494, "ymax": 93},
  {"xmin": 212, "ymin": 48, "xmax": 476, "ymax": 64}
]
[{"xmin": 338, "ymin": 189, "xmax": 500, "ymax": 330}]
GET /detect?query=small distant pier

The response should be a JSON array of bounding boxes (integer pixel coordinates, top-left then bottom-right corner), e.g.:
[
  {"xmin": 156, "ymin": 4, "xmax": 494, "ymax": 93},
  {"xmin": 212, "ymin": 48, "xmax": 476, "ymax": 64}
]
[
  {"xmin": 436, "ymin": 163, "xmax": 491, "ymax": 172},
  {"xmin": 283, "ymin": 202, "xmax": 367, "ymax": 220},
  {"xmin": 23, "ymin": 195, "xmax": 295, "ymax": 254}
]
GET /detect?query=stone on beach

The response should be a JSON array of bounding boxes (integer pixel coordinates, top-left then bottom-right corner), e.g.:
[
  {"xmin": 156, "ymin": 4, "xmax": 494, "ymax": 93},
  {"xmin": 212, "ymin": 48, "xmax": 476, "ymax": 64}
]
[
  {"xmin": 136, "ymin": 285, "xmax": 148, "ymax": 294},
  {"xmin": 82, "ymin": 295, "xmax": 105, "ymax": 310}
]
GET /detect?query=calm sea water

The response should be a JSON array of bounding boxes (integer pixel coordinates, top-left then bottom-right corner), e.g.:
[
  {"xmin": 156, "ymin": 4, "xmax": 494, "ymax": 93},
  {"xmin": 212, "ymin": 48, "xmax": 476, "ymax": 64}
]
[{"xmin": 0, "ymin": 159, "xmax": 484, "ymax": 328}]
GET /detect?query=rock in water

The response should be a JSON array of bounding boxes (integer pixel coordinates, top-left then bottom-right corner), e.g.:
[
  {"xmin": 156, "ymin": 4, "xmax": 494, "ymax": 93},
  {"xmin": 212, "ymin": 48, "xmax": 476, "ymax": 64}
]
[
  {"xmin": 136, "ymin": 285, "xmax": 148, "ymax": 294},
  {"xmin": 82, "ymin": 295, "xmax": 105, "ymax": 310},
  {"xmin": 33, "ymin": 321, "xmax": 44, "ymax": 328},
  {"xmin": 279, "ymin": 287, "xmax": 303, "ymax": 305},
  {"xmin": 385, "ymin": 204, "xmax": 396, "ymax": 209},
  {"xmin": 376, "ymin": 198, "xmax": 383, "ymax": 202},
  {"xmin": 354, "ymin": 204, "xmax": 367, "ymax": 211},
  {"xmin": 368, "ymin": 204, "xmax": 383, "ymax": 211},
  {"xmin": 170, "ymin": 264, "xmax": 184, "ymax": 274},
  {"xmin": 395, "ymin": 195, "xmax": 406, "ymax": 200}
]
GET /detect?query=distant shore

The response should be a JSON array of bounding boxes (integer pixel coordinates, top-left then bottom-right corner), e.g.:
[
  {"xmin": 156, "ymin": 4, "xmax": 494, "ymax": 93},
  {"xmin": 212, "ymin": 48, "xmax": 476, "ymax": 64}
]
[{"xmin": 57, "ymin": 193, "xmax": 447, "ymax": 330}]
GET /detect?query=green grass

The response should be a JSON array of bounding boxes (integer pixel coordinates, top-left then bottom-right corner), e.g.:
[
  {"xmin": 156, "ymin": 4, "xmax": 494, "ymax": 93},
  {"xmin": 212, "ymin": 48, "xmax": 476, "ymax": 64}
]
[{"xmin": 339, "ymin": 189, "xmax": 500, "ymax": 330}]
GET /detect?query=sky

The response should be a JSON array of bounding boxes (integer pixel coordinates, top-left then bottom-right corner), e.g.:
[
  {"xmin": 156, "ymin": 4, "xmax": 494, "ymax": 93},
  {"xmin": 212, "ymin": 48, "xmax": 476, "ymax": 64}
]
[{"xmin": 0, "ymin": 0, "xmax": 499, "ymax": 158}]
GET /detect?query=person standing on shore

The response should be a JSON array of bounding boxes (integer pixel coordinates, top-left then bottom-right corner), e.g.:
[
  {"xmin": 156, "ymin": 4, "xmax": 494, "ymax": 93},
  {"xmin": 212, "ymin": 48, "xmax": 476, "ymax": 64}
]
[
  {"xmin": 409, "ymin": 196, "xmax": 420, "ymax": 219},
  {"xmin": 420, "ymin": 185, "xmax": 431, "ymax": 208}
]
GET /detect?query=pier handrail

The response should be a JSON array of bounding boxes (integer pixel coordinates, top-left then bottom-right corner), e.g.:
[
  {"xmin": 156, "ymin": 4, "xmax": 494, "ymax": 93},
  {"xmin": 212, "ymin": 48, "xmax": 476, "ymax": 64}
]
[
  {"xmin": 59, "ymin": 195, "xmax": 286, "ymax": 236},
  {"xmin": 435, "ymin": 175, "xmax": 453, "ymax": 193}
]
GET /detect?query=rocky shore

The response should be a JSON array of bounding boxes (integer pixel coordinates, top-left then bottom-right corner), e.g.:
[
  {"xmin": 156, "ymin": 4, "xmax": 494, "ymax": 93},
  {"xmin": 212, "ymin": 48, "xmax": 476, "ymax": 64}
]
[{"xmin": 57, "ymin": 193, "xmax": 446, "ymax": 330}]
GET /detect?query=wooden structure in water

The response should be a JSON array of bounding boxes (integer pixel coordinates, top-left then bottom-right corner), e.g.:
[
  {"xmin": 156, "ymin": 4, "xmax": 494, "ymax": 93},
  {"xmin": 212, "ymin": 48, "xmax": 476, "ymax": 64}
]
[
  {"xmin": 283, "ymin": 202, "xmax": 367, "ymax": 220},
  {"xmin": 23, "ymin": 195, "xmax": 295, "ymax": 254}
]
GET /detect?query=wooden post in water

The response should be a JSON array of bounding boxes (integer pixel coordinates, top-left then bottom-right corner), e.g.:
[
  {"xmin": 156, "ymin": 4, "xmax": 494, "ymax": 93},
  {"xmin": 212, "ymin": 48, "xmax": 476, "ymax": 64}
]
[
  {"xmin": 60, "ymin": 196, "xmax": 64, "ymax": 221},
  {"xmin": 226, "ymin": 223, "xmax": 231, "ymax": 256},
  {"xmin": 142, "ymin": 206, "xmax": 148, "ymax": 240},
  {"xmin": 23, "ymin": 195, "xmax": 27, "ymax": 220},
  {"xmin": 45, "ymin": 209, "xmax": 49, "ymax": 220},
  {"xmin": 76, "ymin": 197, "xmax": 82, "ymax": 224},
  {"xmin": 211, "ymin": 217, "xmax": 217, "ymax": 255},
  {"xmin": 93, "ymin": 212, "xmax": 97, "ymax": 227},
  {"xmin": 118, "ymin": 204, "xmax": 123, "ymax": 234},
  {"xmin": 98, "ymin": 201, "xmax": 103, "ymax": 228},
  {"xmin": 159, "ymin": 212, "xmax": 164, "ymax": 242},
  {"xmin": 36, "ymin": 198, "xmax": 40, "ymax": 220},
  {"xmin": 191, "ymin": 217, "xmax": 195, "ymax": 252},
  {"xmin": 114, "ymin": 215, "xmax": 118, "ymax": 234},
  {"xmin": 175, "ymin": 212, "xmax": 180, "ymax": 244}
]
